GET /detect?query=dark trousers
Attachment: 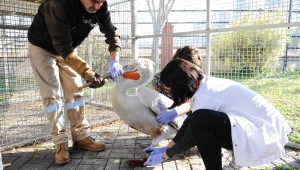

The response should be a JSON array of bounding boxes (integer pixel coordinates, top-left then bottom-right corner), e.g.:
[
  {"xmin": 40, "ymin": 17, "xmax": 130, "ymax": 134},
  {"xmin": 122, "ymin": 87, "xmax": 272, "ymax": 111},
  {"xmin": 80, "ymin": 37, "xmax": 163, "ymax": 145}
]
[{"xmin": 190, "ymin": 109, "xmax": 233, "ymax": 170}]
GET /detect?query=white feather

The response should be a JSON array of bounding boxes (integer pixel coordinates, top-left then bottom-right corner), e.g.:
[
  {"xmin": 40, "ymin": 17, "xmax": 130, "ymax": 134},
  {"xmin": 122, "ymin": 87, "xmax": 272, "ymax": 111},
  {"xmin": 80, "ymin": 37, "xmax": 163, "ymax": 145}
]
[{"xmin": 111, "ymin": 58, "xmax": 187, "ymax": 146}]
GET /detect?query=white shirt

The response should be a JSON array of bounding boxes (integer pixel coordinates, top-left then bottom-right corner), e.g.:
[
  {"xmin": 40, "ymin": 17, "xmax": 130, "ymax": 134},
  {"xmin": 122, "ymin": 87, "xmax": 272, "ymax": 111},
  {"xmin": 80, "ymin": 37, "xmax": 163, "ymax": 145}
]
[{"xmin": 190, "ymin": 76, "xmax": 291, "ymax": 167}]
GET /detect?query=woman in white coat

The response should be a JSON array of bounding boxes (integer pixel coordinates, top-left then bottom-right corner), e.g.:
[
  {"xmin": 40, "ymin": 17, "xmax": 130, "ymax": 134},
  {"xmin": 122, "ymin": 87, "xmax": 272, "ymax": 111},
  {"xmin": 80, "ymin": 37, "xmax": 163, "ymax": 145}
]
[
  {"xmin": 143, "ymin": 59, "xmax": 291, "ymax": 170},
  {"xmin": 0, "ymin": 151, "xmax": 3, "ymax": 170}
]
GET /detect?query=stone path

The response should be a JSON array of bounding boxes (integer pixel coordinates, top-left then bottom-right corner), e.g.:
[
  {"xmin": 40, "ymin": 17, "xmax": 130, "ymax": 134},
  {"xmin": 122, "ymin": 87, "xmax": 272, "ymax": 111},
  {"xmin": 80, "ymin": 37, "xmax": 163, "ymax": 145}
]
[{"xmin": 1, "ymin": 120, "xmax": 300, "ymax": 170}]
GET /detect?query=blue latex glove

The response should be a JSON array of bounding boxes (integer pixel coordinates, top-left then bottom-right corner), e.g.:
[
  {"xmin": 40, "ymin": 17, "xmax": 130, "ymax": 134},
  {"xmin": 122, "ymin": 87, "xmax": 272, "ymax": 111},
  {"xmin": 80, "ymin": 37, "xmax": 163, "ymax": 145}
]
[
  {"xmin": 143, "ymin": 146, "xmax": 167, "ymax": 155},
  {"xmin": 144, "ymin": 152, "xmax": 166, "ymax": 167},
  {"xmin": 109, "ymin": 60, "xmax": 123, "ymax": 81},
  {"xmin": 156, "ymin": 104, "xmax": 178, "ymax": 125}
]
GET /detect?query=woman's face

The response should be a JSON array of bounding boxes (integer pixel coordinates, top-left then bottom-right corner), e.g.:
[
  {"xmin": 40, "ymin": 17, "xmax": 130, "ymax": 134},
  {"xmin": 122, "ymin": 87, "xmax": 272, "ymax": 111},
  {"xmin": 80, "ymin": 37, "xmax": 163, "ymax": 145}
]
[
  {"xmin": 80, "ymin": 0, "xmax": 105, "ymax": 13},
  {"xmin": 163, "ymin": 85, "xmax": 173, "ymax": 99}
]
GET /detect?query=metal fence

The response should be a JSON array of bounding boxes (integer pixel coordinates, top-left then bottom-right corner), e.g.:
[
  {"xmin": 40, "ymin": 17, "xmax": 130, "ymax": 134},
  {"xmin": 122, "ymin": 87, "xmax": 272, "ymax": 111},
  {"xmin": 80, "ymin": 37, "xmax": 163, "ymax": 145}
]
[{"xmin": 0, "ymin": 0, "xmax": 299, "ymax": 150}]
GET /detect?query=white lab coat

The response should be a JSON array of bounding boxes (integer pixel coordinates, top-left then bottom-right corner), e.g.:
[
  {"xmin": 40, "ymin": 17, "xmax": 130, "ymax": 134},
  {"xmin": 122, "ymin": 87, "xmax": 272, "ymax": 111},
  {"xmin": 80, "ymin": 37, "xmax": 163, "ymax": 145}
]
[
  {"xmin": 0, "ymin": 150, "xmax": 3, "ymax": 170},
  {"xmin": 190, "ymin": 76, "xmax": 291, "ymax": 167}
]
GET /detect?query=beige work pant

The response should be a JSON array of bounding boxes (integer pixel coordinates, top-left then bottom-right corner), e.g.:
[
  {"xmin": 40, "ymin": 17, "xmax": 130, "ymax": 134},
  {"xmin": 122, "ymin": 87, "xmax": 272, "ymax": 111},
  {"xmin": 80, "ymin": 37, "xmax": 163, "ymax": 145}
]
[{"xmin": 28, "ymin": 43, "xmax": 90, "ymax": 144}]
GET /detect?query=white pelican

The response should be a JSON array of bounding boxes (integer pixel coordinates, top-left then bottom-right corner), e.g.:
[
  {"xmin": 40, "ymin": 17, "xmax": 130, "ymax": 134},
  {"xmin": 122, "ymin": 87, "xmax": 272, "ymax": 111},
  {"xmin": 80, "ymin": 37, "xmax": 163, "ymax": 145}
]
[{"xmin": 111, "ymin": 58, "xmax": 187, "ymax": 146}]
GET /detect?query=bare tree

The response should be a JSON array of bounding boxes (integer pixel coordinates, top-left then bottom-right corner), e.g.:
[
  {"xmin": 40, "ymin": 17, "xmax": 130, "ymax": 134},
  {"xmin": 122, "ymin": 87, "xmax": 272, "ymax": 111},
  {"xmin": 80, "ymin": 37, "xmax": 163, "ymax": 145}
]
[{"xmin": 146, "ymin": 0, "xmax": 175, "ymax": 71}]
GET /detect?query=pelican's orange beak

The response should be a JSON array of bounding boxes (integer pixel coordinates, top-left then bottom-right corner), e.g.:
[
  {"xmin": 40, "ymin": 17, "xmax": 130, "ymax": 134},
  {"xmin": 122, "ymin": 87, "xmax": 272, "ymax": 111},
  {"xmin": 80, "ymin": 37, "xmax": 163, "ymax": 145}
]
[{"xmin": 122, "ymin": 71, "xmax": 140, "ymax": 80}]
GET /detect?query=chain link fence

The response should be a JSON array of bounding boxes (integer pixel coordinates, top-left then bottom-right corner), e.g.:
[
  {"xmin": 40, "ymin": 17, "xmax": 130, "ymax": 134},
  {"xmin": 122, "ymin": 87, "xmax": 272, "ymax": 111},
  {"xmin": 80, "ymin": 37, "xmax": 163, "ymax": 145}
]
[{"xmin": 0, "ymin": 0, "xmax": 299, "ymax": 150}]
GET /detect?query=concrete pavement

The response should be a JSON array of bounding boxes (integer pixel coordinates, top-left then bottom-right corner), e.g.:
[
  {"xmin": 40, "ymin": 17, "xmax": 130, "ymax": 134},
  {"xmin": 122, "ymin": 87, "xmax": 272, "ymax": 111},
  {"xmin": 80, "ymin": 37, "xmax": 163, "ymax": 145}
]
[{"xmin": 1, "ymin": 119, "xmax": 300, "ymax": 170}]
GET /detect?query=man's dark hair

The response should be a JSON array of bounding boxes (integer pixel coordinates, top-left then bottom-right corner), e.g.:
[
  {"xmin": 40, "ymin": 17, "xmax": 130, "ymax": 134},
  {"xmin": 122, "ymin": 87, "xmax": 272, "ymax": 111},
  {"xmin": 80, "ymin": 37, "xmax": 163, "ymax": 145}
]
[
  {"xmin": 172, "ymin": 46, "xmax": 202, "ymax": 69},
  {"xmin": 160, "ymin": 58, "xmax": 204, "ymax": 108}
]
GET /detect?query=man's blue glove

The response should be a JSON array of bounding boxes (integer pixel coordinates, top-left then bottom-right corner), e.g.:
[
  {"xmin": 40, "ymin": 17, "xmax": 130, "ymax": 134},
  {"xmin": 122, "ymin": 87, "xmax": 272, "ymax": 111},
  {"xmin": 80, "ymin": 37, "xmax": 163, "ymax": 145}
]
[
  {"xmin": 143, "ymin": 146, "xmax": 167, "ymax": 155},
  {"xmin": 156, "ymin": 104, "xmax": 178, "ymax": 125},
  {"xmin": 144, "ymin": 152, "xmax": 166, "ymax": 166},
  {"xmin": 109, "ymin": 60, "xmax": 123, "ymax": 81}
]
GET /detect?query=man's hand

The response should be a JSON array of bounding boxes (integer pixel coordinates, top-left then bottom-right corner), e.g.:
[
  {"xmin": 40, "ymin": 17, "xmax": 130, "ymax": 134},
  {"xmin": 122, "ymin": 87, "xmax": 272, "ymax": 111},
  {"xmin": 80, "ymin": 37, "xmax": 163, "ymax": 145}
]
[
  {"xmin": 109, "ymin": 60, "xmax": 123, "ymax": 81},
  {"xmin": 84, "ymin": 72, "xmax": 107, "ymax": 89},
  {"xmin": 144, "ymin": 152, "xmax": 166, "ymax": 166},
  {"xmin": 156, "ymin": 104, "xmax": 178, "ymax": 125},
  {"xmin": 143, "ymin": 146, "xmax": 166, "ymax": 155}
]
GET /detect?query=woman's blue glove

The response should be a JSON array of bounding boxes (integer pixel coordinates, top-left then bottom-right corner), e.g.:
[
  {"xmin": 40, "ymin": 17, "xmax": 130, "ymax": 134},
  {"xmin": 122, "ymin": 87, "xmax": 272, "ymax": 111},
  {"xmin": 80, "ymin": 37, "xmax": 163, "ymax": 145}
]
[
  {"xmin": 143, "ymin": 146, "xmax": 166, "ymax": 155},
  {"xmin": 109, "ymin": 60, "xmax": 123, "ymax": 81},
  {"xmin": 144, "ymin": 152, "xmax": 166, "ymax": 166},
  {"xmin": 156, "ymin": 104, "xmax": 178, "ymax": 125}
]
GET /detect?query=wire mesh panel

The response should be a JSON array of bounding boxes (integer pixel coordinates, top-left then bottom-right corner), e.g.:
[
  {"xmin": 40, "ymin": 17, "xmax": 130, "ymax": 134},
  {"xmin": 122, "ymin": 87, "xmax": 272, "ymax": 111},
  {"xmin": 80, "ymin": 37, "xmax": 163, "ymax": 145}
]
[
  {"xmin": 209, "ymin": 0, "xmax": 300, "ymax": 143},
  {"xmin": 0, "ymin": 0, "xmax": 134, "ymax": 150},
  {"xmin": 0, "ymin": 0, "xmax": 46, "ymax": 149},
  {"xmin": 135, "ymin": 0, "xmax": 299, "ymax": 144},
  {"xmin": 0, "ymin": 0, "xmax": 299, "ymax": 151}
]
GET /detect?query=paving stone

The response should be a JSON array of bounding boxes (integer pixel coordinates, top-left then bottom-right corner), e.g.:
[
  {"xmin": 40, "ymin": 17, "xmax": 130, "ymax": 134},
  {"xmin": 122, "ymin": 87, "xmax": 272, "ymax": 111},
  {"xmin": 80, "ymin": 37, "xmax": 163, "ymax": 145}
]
[
  {"xmin": 2, "ymin": 120, "xmax": 300, "ymax": 170},
  {"xmin": 188, "ymin": 158, "xmax": 203, "ymax": 165},
  {"xmin": 80, "ymin": 158, "xmax": 107, "ymax": 165},
  {"xmin": 69, "ymin": 148, "xmax": 86, "ymax": 159},
  {"xmin": 27, "ymin": 157, "xmax": 54, "ymax": 165},
  {"xmin": 2, "ymin": 156, "xmax": 19, "ymax": 166},
  {"xmin": 10, "ymin": 151, "xmax": 35, "ymax": 158},
  {"xmin": 62, "ymin": 159, "xmax": 82, "ymax": 170},
  {"xmin": 119, "ymin": 125, "xmax": 129, "ymax": 133},
  {"xmin": 272, "ymin": 157, "xmax": 288, "ymax": 166},
  {"xmin": 249, "ymin": 163, "xmax": 275, "ymax": 170},
  {"xmin": 48, "ymin": 159, "xmax": 82, "ymax": 170},
  {"xmin": 123, "ymin": 140, "xmax": 136, "ymax": 148},
  {"xmin": 76, "ymin": 165, "xmax": 105, "ymax": 170},
  {"xmin": 280, "ymin": 156, "xmax": 300, "ymax": 169},
  {"xmin": 162, "ymin": 159, "xmax": 176, "ymax": 169},
  {"xmin": 20, "ymin": 163, "xmax": 50, "ymax": 170},
  {"xmin": 3, "ymin": 157, "xmax": 31, "ymax": 170},
  {"xmin": 112, "ymin": 139, "xmax": 126, "ymax": 148},
  {"xmin": 134, "ymin": 149, "xmax": 148, "ymax": 159},
  {"xmin": 96, "ymin": 149, "xmax": 111, "ymax": 159},
  {"xmin": 105, "ymin": 159, "xmax": 121, "ymax": 170},
  {"xmin": 32, "ymin": 149, "xmax": 52, "ymax": 158},
  {"xmin": 136, "ymin": 140, "xmax": 152, "ymax": 149},
  {"xmin": 109, "ymin": 152, "xmax": 134, "ymax": 159},
  {"xmin": 119, "ymin": 159, "xmax": 136, "ymax": 170},
  {"xmin": 88, "ymin": 131, "xmax": 99, "ymax": 137},
  {"xmin": 136, "ymin": 133, "xmax": 151, "ymax": 140},
  {"xmin": 103, "ymin": 140, "xmax": 114, "ymax": 149},
  {"xmin": 45, "ymin": 150, "xmax": 55, "ymax": 159},
  {"xmin": 83, "ymin": 150, "xmax": 99, "ymax": 159},
  {"xmin": 105, "ymin": 132, "xmax": 118, "ymax": 140},
  {"xmin": 190, "ymin": 164, "xmax": 205, "ymax": 170},
  {"xmin": 98, "ymin": 131, "xmax": 109, "ymax": 137},
  {"xmin": 286, "ymin": 149, "xmax": 299, "ymax": 157},
  {"xmin": 117, "ymin": 133, "xmax": 136, "ymax": 140},
  {"xmin": 135, "ymin": 164, "xmax": 163, "ymax": 169},
  {"xmin": 111, "ymin": 149, "xmax": 135, "ymax": 154},
  {"xmin": 175, "ymin": 159, "xmax": 191, "ymax": 169},
  {"xmin": 47, "ymin": 163, "xmax": 65, "ymax": 170},
  {"xmin": 128, "ymin": 128, "xmax": 138, "ymax": 133},
  {"xmin": 272, "ymin": 158, "xmax": 294, "ymax": 169}
]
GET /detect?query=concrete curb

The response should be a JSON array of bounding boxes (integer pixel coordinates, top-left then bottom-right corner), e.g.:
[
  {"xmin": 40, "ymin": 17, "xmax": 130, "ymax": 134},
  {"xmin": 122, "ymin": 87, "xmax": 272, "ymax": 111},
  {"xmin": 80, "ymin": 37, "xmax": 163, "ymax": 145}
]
[{"xmin": 286, "ymin": 142, "xmax": 300, "ymax": 150}]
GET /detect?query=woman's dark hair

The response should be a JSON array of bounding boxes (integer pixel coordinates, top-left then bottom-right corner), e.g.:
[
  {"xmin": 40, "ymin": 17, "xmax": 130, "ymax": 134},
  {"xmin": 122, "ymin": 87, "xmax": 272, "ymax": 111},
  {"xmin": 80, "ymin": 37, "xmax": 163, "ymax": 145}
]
[
  {"xmin": 172, "ymin": 46, "xmax": 202, "ymax": 69},
  {"xmin": 160, "ymin": 59, "xmax": 204, "ymax": 108}
]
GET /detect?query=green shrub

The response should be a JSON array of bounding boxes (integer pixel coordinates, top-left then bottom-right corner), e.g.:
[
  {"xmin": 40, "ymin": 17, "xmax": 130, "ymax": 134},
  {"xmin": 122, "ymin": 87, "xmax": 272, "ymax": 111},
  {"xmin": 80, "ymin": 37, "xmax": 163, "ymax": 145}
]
[{"xmin": 212, "ymin": 10, "xmax": 289, "ymax": 76}]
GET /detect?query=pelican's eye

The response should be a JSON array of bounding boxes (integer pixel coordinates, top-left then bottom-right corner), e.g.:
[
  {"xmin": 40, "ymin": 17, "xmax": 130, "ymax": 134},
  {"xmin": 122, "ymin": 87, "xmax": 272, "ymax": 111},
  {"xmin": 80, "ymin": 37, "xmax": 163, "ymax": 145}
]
[{"xmin": 132, "ymin": 59, "xmax": 138, "ymax": 67}]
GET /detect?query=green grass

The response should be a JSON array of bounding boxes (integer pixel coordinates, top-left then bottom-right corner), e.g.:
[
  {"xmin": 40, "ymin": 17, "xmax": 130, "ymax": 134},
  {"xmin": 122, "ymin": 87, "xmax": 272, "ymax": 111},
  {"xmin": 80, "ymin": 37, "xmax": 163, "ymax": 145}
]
[{"xmin": 226, "ymin": 72, "xmax": 300, "ymax": 143}]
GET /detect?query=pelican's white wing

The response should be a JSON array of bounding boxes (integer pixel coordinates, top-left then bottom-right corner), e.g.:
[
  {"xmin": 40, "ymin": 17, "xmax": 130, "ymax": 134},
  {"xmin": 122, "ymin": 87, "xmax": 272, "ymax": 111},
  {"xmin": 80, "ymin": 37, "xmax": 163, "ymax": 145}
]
[
  {"xmin": 137, "ymin": 86, "xmax": 187, "ymax": 127},
  {"xmin": 137, "ymin": 86, "xmax": 173, "ymax": 115}
]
